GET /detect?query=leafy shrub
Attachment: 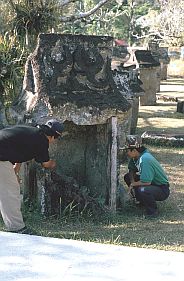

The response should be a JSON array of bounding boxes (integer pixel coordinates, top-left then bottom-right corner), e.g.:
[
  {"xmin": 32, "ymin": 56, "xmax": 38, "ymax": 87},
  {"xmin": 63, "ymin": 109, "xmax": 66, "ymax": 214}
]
[{"xmin": 0, "ymin": 33, "xmax": 26, "ymax": 106}]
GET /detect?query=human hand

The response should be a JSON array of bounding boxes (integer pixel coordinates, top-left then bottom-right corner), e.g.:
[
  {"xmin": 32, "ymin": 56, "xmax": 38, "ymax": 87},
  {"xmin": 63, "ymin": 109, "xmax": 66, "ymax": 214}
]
[{"xmin": 42, "ymin": 159, "xmax": 56, "ymax": 169}]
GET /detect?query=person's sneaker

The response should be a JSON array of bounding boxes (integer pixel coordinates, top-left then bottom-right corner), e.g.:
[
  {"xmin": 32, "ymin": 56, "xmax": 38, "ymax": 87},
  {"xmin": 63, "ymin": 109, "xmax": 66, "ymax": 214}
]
[
  {"xmin": 134, "ymin": 201, "xmax": 144, "ymax": 208},
  {"xmin": 11, "ymin": 226, "xmax": 34, "ymax": 235},
  {"xmin": 145, "ymin": 210, "xmax": 159, "ymax": 219}
]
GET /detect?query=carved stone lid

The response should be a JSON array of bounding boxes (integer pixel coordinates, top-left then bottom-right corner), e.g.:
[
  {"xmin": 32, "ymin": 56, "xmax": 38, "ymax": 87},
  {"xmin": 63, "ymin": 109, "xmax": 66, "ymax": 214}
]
[
  {"xmin": 135, "ymin": 50, "xmax": 160, "ymax": 68},
  {"xmin": 13, "ymin": 34, "xmax": 131, "ymax": 125}
]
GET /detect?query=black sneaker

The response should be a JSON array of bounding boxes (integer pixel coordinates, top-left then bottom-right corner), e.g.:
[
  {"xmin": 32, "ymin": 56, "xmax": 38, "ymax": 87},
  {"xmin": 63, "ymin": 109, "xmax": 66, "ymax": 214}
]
[
  {"xmin": 12, "ymin": 226, "xmax": 34, "ymax": 235},
  {"xmin": 134, "ymin": 201, "xmax": 144, "ymax": 208},
  {"xmin": 145, "ymin": 210, "xmax": 159, "ymax": 219}
]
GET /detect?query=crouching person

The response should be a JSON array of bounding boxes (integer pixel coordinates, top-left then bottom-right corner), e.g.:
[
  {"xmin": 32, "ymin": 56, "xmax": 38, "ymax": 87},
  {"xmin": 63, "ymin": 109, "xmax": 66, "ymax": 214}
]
[{"xmin": 124, "ymin": 135, "xmax": 170, "ymax": 218}]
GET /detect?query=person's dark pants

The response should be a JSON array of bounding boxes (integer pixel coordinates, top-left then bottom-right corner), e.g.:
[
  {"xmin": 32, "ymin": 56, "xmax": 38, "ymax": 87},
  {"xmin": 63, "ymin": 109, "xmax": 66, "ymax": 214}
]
[{"xmin": 124, "ymin": 172, "xmax": 170, "ymax": 215}]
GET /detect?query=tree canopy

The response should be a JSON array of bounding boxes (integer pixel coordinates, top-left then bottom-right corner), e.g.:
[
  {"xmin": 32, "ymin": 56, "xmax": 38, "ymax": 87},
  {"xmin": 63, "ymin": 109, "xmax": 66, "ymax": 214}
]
[{"xmin": 0, "ymin": 0, "xmax": 184, "ymax": 46}]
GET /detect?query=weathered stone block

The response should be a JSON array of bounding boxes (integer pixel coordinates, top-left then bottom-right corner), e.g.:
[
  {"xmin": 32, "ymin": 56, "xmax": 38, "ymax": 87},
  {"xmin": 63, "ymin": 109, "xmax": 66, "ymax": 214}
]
[
  {"xmin": 177, "ymin": 101, "xmax": 184, "ymax": 113},
  {"xmin": 12, "ymin": 34, "xmax": 132, "ymax": 214}
]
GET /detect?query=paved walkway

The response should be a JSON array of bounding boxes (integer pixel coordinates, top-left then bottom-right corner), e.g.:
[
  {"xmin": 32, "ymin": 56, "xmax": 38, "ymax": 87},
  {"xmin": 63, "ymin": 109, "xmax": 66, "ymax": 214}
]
[{"xmin": 0, "ymin": 231, "xmax": 184, "ymax": 281}]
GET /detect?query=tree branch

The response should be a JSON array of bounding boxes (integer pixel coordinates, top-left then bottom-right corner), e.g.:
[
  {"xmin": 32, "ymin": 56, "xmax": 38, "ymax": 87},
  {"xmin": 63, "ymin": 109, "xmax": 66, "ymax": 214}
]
[
  {"xmin": 59, "ymin": 0, "xmax": 113, "ymax": 22},
  {"xmin": 132, "ymin": 31, "xmax": 181, "ymax": 41}
]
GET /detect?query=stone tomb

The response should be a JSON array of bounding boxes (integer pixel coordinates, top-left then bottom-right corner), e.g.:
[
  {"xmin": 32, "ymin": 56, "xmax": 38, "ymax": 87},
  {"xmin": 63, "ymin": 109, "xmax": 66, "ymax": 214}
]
[
  {"xmin": 148, "ymin": 41, "xmax": 170, "ymax": 81},
  {"xmin": 135, "ymin": 50, "xmax": 161, "ymax": 106},
  {"xmin": 112, "ymin": 65, "xmax": 144, "ymax": 135},
  {"xmin": 12, "ymin": 34, "xmax": 131, "ymax": 214},
  {"xmin": 112, "ymin": 46, "xmax": 145, "ymax": 135}
]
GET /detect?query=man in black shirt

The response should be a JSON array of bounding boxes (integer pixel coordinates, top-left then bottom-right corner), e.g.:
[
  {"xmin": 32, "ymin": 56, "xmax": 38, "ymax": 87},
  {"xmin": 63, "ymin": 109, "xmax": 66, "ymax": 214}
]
[{"xmin": 0, "ymin": 119, "xmax": 64, "ymax": 234}]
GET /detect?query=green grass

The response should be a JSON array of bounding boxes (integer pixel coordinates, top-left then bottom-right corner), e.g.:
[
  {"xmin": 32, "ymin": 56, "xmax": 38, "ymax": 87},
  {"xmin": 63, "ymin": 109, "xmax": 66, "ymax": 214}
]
[
  {"xmin": 137, "ymin": 104, "xmax": 184, "ymax": 135},
  {"xmin": 0, "ymin": 78, "xmax": 184, "ymax": 252},
  {"xmin": 1, "ymin": 146, "xmax": 183, "ymax": 252}
]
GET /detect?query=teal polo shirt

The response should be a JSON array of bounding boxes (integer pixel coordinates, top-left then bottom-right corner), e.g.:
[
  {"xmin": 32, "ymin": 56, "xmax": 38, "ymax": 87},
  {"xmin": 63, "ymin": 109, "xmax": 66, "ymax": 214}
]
[{"xmin": 128, "ymin": 150, "xmax": 169, "ymax": 185}]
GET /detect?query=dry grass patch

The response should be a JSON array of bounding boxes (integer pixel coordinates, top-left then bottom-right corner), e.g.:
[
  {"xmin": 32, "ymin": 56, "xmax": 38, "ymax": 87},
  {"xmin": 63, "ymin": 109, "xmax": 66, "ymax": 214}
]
[
  {"xmin": 137, "ymin": 100, "xmax": 184, "ymax": 135},
  {"xmin": 137, "ymin": 116, "xmax": 184, "ymax": 134}
]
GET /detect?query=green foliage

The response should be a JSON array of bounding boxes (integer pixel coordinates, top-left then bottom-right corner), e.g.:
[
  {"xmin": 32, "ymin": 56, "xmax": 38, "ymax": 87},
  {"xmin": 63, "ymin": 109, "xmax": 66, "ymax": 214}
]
[
  {"xmin": 58, "ymin": 0, "xmax": 158, "ymax": 46},
  {"xmin": 0, "ymin": 0, "xmax": 61, "ymax": 107},
  {"xmin": 6, "ymin": 0, "xmax": 60, "ymax": 48},
  {"xmin": 10, "ymin": 0, "xmax": 57, "ymax": 36},
  {"xmin": 59, "ymin": 1, "xmax": 122, "ymax": 36},
  {"xmin": 0, "ymin": 33, "xmax": 26, "ymax": 106},
  {"xmin": 113, "ymin": 1, "xmax": 157, "ymax": 45}
]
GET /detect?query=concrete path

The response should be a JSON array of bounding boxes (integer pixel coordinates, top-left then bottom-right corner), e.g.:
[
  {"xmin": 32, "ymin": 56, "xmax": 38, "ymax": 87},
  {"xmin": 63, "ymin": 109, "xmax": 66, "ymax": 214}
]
[{"xmin": 0, "ymin": 231, "xmax": 184, "ymax": 281}]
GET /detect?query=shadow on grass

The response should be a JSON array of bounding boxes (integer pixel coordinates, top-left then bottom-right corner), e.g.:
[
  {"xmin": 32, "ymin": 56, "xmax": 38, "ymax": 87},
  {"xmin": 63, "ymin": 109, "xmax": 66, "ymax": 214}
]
[
  {"xmin": 137, "ymin": 109, "xmax": 184, "ymax": 134},
  {"xmin": 161, "ymin": 79, "xmax": 184, "ymax": 85},
  {"xmin": 0, "ymin": 189, "xmax": 183, "ymax": 251},
  {"xmin": 158, "ymin": 90, "xmax": 183, "ymax": 94},
  {"xmin": 154, "ymin": 102, "xmax": 179, "ymax": 107},
  {"xmin": 138, "ymin": 103, "xmax": 182, "ymax": 118},
  {"xmin": 26, "ymin": 198, "xmax": 184, "ymax": 250},
  {"xmin": 137, "ymin": 126, "xmax": 184, "ymax": 136}
]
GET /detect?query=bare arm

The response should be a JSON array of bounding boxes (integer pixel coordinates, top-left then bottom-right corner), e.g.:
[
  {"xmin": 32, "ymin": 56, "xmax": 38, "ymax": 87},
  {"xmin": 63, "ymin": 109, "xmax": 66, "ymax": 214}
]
[
  {"xmin": 131, "ymin": 180, "xmax": 151, "ymax": 187},
  {"xmin": 42, "ymin": 159, "xmax": 56, "ymax": 169}
]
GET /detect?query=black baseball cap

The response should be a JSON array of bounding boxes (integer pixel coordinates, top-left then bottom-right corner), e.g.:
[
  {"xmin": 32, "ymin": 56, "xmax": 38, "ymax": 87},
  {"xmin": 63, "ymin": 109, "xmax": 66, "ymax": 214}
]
[{"xmin": 45, "ymin": 119, "xmax": 64, "ymax": 136}]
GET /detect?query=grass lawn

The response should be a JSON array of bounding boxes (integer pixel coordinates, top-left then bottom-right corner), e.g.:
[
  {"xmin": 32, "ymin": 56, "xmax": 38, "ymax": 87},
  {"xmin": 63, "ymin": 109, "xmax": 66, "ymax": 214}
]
[{"xmin": 0, "ymin": 78, "xmax": 184, "ymax": 252}]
